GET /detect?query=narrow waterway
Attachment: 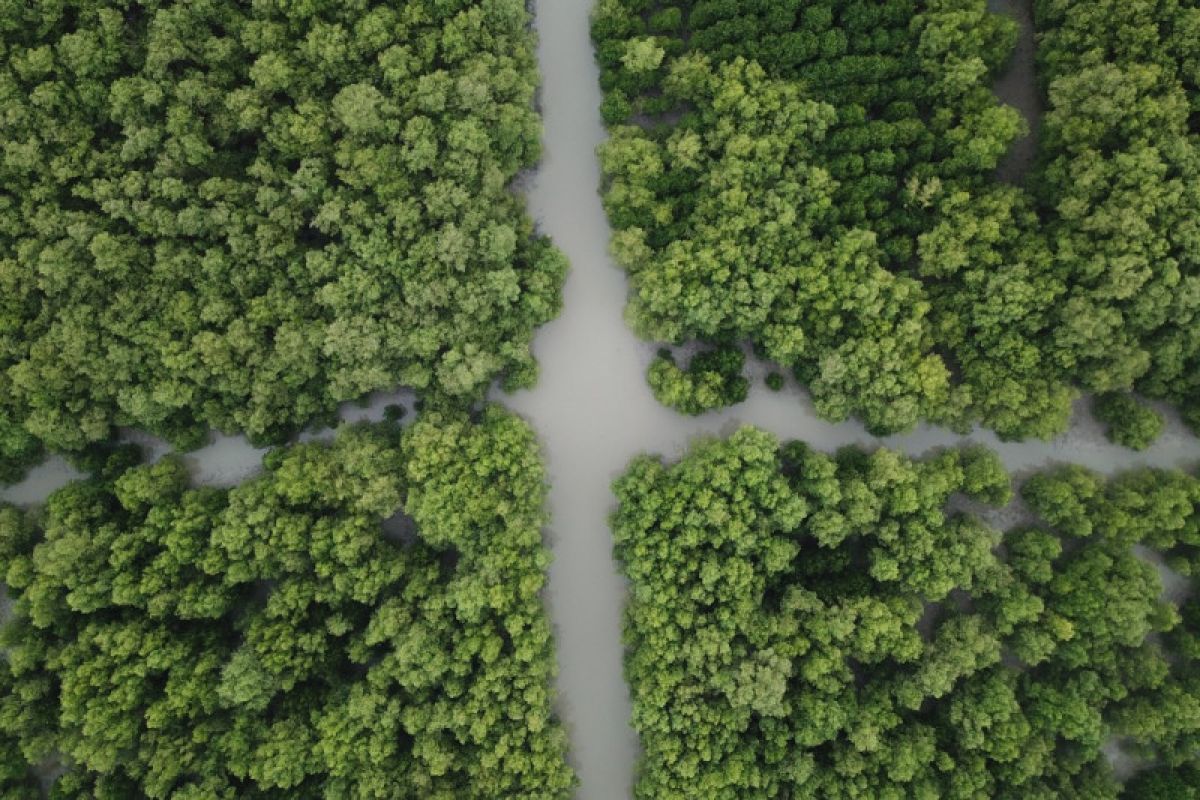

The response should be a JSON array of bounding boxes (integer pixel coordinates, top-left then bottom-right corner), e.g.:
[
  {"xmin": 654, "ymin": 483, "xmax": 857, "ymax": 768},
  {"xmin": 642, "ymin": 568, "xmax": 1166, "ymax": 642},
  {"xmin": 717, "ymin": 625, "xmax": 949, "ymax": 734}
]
[
  {"xmin": 503, "ymin": 0, "xmax": 1200, "ymax": 797},
  {"xmin": 990, "ymin": 0, "xmax": 1042, "ymax": 184}
]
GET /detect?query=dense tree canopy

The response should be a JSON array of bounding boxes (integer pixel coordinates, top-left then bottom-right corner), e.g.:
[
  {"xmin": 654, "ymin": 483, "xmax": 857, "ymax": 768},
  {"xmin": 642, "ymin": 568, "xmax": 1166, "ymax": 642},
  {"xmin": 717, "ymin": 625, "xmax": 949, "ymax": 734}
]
[
  {"xmin": 594, "ymin": 0, "xmax": 1046, "ymax": 436},
  {"xmin": 0, "ymin": 0, "xmax": 564, "ymax": 481},
  {"xmin": 612, "ymin": 428, "xmax": 1200, "ymax": 798},
  {"xmin": 597, "ymin": 0, "xmax": 1021, "ymax": 258},
  {"xmin": 0, "ymin": 409, "xmax": 573, "ymax": 798},
  {"xmin": 1031, "ymin": 0, "xmax": 1200, "ymax": 427},
  {"xmin": 647, "ymin": 345, "xmax": 748, "ymax": 415},
  {"xmin": 1093, "ymin": 393, "xmax": 1166, "ymax": 450},
  {"xmin": 594, "ymin": 0, "xmax": 1200, "ymax": 440}
]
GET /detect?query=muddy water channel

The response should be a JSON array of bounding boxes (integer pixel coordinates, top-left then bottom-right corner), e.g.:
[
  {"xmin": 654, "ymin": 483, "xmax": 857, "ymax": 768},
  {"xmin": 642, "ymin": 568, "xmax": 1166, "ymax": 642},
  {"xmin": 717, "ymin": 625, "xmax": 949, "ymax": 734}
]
[
  {"xmin": 504, "ymin": 0, "xmax": 1200, "ymax": 796},
  {"xmin": 2, "ymin": 0, "xmax": 1197, "ymax": 797}
]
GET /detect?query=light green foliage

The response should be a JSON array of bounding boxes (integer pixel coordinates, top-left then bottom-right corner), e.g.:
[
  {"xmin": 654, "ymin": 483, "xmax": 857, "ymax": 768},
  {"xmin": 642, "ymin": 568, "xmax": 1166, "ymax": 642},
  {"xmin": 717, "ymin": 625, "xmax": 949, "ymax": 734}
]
[
  {"xmin": 594, "ymin": 0, "xmax": 1200, "ymax": 439},
  {"xmin": 960, "ymin": 444, "xmax": 1014, "ymax": 506},
  {"xmin": 622, "ymin": 37, "xmax": 666, "ymax": 73},
  {"xmin": 0, "ymin": 0, "xmax": 564, "ymax": 480},
  {"xmin": 601, "ymin": 54, "xmax": 957, "ymax": 433},
  {"xmin": 1094, "ymin": 393, "xmax": 1166, "ymax": 450},
  {"xmin": 613, "ymin": 428, "xmax": 1200, "ymax": 798},
  {"xmin": 917, "ymin": 187, "xmax": 1076, "ymax": 439},
  {"xmin": 612, "ymin": 428, "xmax": 1015, "ymax": 798},
  {"xmin": 1032, "ymin": 0, "xmax": 1200, "ymax": 429},
  {"xmin": 647, "ymin": 346, "xmax": 748, "ymax": 415},
  {"xmin": 0, "ymin": 410, "xmax": 573, "ymax": 797},
  {"xmin": 602, "ymin": 56, "xmax": 839, "ymax": 345},
  {"xmin": 1016, "ymin": 462, "xmax": 1200, "ymax": 784},
  {"xmin": 594, "ymin": 0, "xmax": 1043, "ymax": 435}
]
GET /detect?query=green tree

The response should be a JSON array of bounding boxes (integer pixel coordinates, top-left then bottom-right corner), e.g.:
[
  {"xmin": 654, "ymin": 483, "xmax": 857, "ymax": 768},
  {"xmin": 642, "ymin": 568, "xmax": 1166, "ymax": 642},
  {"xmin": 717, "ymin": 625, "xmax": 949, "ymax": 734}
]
[
  {"xmin": 594, "ymin": 0, "xmax": 1200, "ymax": 436},
  {"xmin": 0, "ymin": 410, "xmax": 573, "ymax": 797},
  {"xmin": 1094, "ymin": 393, "xmax": 1166, "ymax": 450},
  {"xmin": 647, "ymin": 346, "xmax": 749, "ymax": 415},
  {"xmin": 613, "ymin": 429, "xmax": 1200, "ymax": 797},
  {"xmin": 0, "ymin": 0, "xmax": 565, "ymax": 482}
]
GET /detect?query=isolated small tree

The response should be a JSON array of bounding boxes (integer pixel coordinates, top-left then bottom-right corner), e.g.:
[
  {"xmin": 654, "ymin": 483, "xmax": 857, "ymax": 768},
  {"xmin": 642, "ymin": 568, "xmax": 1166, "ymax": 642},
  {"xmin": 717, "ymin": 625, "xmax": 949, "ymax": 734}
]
[{"xmin": 647, "ymin": 347, "xmax": 748, "ymax": 415}]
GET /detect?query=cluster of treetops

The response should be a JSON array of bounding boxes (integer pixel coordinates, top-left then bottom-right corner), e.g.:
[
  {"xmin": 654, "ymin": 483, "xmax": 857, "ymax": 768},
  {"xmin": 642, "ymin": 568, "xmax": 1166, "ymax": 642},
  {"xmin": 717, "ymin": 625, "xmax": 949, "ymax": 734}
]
[
  {"xmin": 613, "ymin": 426, "xmax": 1200, "ymax": 799},
  {"xmin": 594, "ymin": 0, "xmax": 1200, "ymax": 445},
  {"xmin": 0, "ymin": 0, "xmax": 566, "ymax": 483},
  {"xmin": 0, "ymin": 1, "xmax": 578, "ymax": 793},
  {"xmin": 0, "ymin": 408, "xmax": 575, "ymax": 798}
]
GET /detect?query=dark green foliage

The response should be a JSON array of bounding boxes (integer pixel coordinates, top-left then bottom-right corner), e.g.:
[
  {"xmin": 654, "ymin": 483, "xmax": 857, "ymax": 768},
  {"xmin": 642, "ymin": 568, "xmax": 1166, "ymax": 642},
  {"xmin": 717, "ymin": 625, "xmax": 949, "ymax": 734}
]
[
  {"xmin": 594, "ymin": 0, "xmax": 1200, "ymax": 439},
  {"xmin": 612, "ymin": 428, "xmax": 1200, "ymax": 799},
  {"xmin": 1094, "ymin": 393, "xmax": 1166, "ymax": 450},
  {"xmin": 1030, "ymin": 0, "xmax": 1200, "ymax": 427},
  {"xmin": 1122, "ymin": 764, "xmax": 1200, "ymax": 800},
  {"xmin": 0, "ymin": 412, "xmax": 41, "ymax": 485},
  {"xmin": 0, "ymin": 410, "xmax": 573, "ymax": 798},
  {"xmin": 647, "ymin": 346, "xmax": 748, "ymax": 415},
  {"xmin": 48, "ymin": 767, "xmax": 143, "ymax": 800},
  {"xmin": 1017, "ymin": 463, "xmax": 1200, "ymax": 789},
  {"xmin": 594, "ymin": 0, "xmax": 1041, "ymax": 435},
  {"xmin": 0, "ymin": 729, "xmax": 38, "ymax": 800},
  {"xmin": 765, "ymin": 372, "xmax": 785, "ymax": 391},
  {"xmin": 0, "ymin": 0, "xmax": 564, "ymax": 481},
  {"xmin": 596, "ymin": 0, "xmax": 1019, "ymax": 263},
  {"xmin": 600, "ymin": 54, "xmax": 963, "ymax": 434}
]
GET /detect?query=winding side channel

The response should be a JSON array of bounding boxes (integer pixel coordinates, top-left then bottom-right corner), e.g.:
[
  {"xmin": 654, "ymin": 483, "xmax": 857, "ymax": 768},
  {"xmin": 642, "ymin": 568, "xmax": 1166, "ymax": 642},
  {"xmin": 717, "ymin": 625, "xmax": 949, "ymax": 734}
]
[{"xmin": 508, "ymin": 0, "xmax": 1200, "ymax": 797}]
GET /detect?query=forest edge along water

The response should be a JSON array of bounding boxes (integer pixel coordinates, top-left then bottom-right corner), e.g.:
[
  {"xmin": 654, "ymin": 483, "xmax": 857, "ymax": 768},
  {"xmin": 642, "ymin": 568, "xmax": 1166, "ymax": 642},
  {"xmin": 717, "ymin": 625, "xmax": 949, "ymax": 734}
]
[
  {"xmin": 2, "ymin": 0, "xmax": 1198, "ymax": 797},
  {"xmin": 506, "ymin": 0, "xmax": 1200, "ymax": 797}
]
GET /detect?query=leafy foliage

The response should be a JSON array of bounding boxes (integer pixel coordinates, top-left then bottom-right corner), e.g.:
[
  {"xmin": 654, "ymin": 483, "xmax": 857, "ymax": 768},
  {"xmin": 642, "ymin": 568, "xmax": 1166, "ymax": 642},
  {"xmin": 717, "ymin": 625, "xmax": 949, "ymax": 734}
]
[
  {"xmin": 0, "ymin": 0, "xmax": 564, "ymax": 480},
  {"xmin": 1093, "ymin": 393, "xmax": 1166, "ymax": 450},
  {"xmin": 1123, "ymin": 764, "xmax": 1200, "ymax": 800},
  {"xmin": 916, "ymin": 185, "xmax": 1074, "ymax": 440},
  {"xmin": 612, "ymin": 427, "xmax": 1200, "ymax": 798},
  {"xmin": 594, "ymin": 0, "xmax": 1200, "ymax": 439},
  {"xmin": 0, "ymin": 414, "xmax": 41, "ymax": 485},
  {"xmin": 1030, "ymin": 0, "xmax": 1200, "ymax": 427},
  {"xmin": 594, "ymin": 0, "xmax": 1052, "ymax": 435},
  {"xmin": 596, "ymin": 0, "xmax": 1020, "ymax": 262},
  {"xmin": 0, "ymin": 409, "xmax": 573, "ymax": 798},
  {"xmin": 648, "ymin": 345, "xmax": 748, "ymax": 415}
]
